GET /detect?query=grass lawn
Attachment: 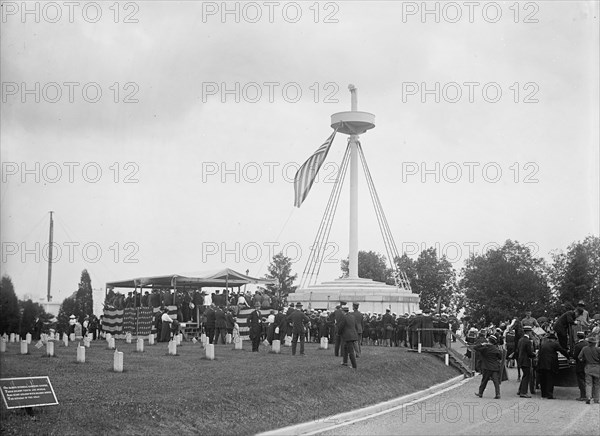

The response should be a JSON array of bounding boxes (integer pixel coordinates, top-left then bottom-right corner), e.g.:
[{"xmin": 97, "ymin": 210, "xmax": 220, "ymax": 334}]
[{"xmin": 1, "ymin": 338, "xmax": 461, "ymax": 435}]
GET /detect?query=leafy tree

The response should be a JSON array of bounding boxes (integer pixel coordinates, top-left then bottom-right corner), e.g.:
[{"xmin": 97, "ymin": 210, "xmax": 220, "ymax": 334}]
[
  {"xmin": 266, "ymin": 252, "xmax": 298, "ymax": 306},
  {"xmin": 549, "ymin": 236, "xmax": 600, "ymax": 316},
  {"xmin": 460, "ymin": 240, "xmax": 552, "ymax": 326},
  {"xmin": 340, "ymin": 251, "xmax": 394, "ymax": 285},
  {"xmin": 394, "ymin": 249, "xmax": 456, "ymax": 313},
  {"xmin": 0, "ymin": 275, "xmax": 20, "ymax": 334},
  {"xmin": 415, "ymin": 248, "xmax": 456, "ymax": 313},
  {"xmin": 57, "ymin": 297, "xmax": 77, "ymax": 335},
  {"xmin": 18, "ymin": 299, "xmax": 51, "ymax": 337}
]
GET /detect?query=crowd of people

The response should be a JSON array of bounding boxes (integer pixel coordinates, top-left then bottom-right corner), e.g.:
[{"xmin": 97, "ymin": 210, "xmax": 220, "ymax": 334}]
[
  {"xmin": 468, "ymin": 301, "xmax": 600, "ymax": 404},
  {"xmin": 103, "ymin": 287, "xmax": 600, "ymax": 402}
]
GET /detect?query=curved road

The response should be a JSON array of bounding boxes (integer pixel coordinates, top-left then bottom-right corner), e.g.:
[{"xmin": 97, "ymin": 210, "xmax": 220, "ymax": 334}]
[{"xmin": 317, "ymin": 367, "xmax": 599, "ymax": 436}]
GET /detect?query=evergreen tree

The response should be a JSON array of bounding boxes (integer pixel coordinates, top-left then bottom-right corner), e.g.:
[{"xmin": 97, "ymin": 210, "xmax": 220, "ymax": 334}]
[{"xmin": 0, "ymin": 275, "xmax": 20, "ymax": 334}]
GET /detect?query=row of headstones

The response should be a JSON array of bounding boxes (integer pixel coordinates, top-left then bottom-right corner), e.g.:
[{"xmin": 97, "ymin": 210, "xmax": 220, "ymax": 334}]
[{"xmin": 0, "ymin": 334, "xmax": 334, "ymax": 373}]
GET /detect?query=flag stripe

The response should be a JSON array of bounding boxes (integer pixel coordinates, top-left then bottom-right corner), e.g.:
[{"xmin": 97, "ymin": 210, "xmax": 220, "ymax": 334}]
[{"xmin": 294, "ymin": 129, "xmax": 337, "ymax": 207}]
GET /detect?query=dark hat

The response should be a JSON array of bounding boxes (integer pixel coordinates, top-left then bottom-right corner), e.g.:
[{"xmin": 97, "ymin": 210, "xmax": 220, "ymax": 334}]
[
  {"xmin": 576, "ymin": 331, "xmax": 586, "ymax": 338},
  {"xmin": 295, "ymin": 302, "xmax": 303, "ymax": 307},
  {"xmin": 577, "ymin": 300, "xmax": 586, "ymax": 306},
  {"xmin": 352, "ymin": 303, "xmax": 359, "ymax": 308},
  {"xmin": 340, "ymin": 301, "xmax": 347, "ymax": 305},
  {"xmin": 523, "ymin": 325, "xmax": 533, "ymax": 331},
  {"xmin": 547, "ymin": 333, "xmax": 557, "ymax": 340},
  {"xmin": 386, "ymin": 308, "xmax": 391, "ymax": 312}
]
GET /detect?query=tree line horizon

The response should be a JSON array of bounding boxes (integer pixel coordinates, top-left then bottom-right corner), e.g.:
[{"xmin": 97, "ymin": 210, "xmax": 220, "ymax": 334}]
[{"xmin": 1, "ymin": 235, "xmax": 598, "ymax": 334}]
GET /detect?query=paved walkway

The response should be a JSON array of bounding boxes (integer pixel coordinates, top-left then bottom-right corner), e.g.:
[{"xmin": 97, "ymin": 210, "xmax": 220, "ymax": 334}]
[{"xmin": 262, "ymin": 367, "xmax": 599, "ymax": 436}]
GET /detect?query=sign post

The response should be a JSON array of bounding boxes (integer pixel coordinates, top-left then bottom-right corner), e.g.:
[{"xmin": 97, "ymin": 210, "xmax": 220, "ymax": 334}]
[{"xmin": 0, "ymin": 377, "xmax": 59, "ymax": 410}]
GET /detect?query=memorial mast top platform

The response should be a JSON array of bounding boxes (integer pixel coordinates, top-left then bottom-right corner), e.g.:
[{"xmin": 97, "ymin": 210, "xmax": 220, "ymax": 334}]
[{"xmin": 288, "ymin": 85, "xmax": 420, "ymax": 314}]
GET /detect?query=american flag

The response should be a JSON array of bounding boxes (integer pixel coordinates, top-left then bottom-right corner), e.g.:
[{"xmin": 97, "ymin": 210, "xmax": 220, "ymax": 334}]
[{"xmin": 294, "ymin": 129, "xmax": 337, "ymax": 208}]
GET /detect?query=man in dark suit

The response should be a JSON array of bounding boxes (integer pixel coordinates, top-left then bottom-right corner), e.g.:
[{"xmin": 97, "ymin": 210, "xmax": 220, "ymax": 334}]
[
  {"xmin": 337, "ymin": 305, "xmax": 358, "ymax": 369},
  {"xmin": 572, "ymin": 331, "xmax": 589, "ymax": 401},
  {"xmin": 537, "ymin": 333, "xmax": 570, "ymax": 399},
  {"xmin": 333, "ymin": 302, "xmax": 346, "ymax": 357},
  {"xmin": 352, "ymin": 303, "xmax": 364, "ymax": 357},
  {"xmin": 553, "ymin": 309, "xmax": 578, "ymax": 352},
  {"xmin": 287, "ymin": 302, "xmax": 310, "ymax": 356},
  {"xmin": 213, "ymin": 306, "xmax": 227, "ymax": 344},
  {"xmin": 247, "ymin": 303, "xmax": 262, "ymax": 352},
  {"xmin": 517, "ymin": 326, "xmax": 536, "ymax": 398},
  {"xmin": 473, "ymin": 335, "xmax": 503, "ymax": 399}
]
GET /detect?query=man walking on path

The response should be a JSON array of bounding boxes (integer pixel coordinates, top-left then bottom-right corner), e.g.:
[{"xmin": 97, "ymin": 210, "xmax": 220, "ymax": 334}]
[
  {"xmin": 578, "ymin": 336, "xmax": 600, "ymax": 404},
  {"xmin": 473, "ymin": 335, "xmax": 503, "ymax": 399},
  {"xmin": 517, "ymin": 325, "xmax": 536, "ymax": 398}
]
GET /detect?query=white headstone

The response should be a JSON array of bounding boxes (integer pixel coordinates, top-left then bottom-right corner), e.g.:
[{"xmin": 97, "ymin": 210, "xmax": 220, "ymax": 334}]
[
  {"xmin": 168, "ymin": 340, "xmax": 177, "ymax": 355},
  {"xmin": 226, "ymin": 333, "xmax": 232, "ymax": 344},
  {"xmin": 175, "ymin": 334, "xmax": 182, "ymax": 346},
  {"xmin": 418, "ymin": 343, "xmax": 422, "ymax": 354},
  {"xmin": 200, "ymin": 333, "xmax": 207, "ymax": 345},
  {"xmin": 70, "ymin": 333, "xmax": 75, "ymax": 342},
  {"xmin": 234, "ymin": 337, "xmax": 242, "ymax": 350},
  {"xmin": 63, "ymin": 334, "xmax": 69, "ymax": 347},
  {"xmin": 126, "ymin": 333, "xmax": 132, "ymax": 344},
  {"xmin": 77, "ymin": 345, "xmax": 85, "ymax": 363},
  {"xmin": 106, "ymin": 333, "xmax": 112, "ymax": 342},
  {"xmin": 46, "ymin": 340, "xmax": 55, "ymax": 357},
  {"xmin": 284, "ymin": 336, "xmax": 292, "ymax": 347},
  {"xmin": 137, "ymin": 338, "xmax": 144, "ymax": 353},
  {"xmin": 20, "ymin": 341, "xmax": 28, "ymax": 355},
  {"xmin": 272, "ymin": 340, "xmax": 281, "ymax": 354},
  {"xmin": 10, "ymin": 333, "xmax": 16, "ymax": 343},
  {"xmin": 0, "ymin": 340, "xmax": 6, "ymax": 353},
  {"xmin": 108, "ymin": 337, "xmax": 115, "ymax": 350},
  {"xmin": 26, "ymin": 333, "xmax": 32, "ymax": 344},
  {"xmin": 148, "ymin": 334, "xmax": 155, "ymax": 345},
  {"xmin": 320, "ymin": 337, "xmax": 329, "ymax": 350},
  {"xmin": 113, "ymin": 350, "xmax": 124, "ymax": 372},
  {"xmin": 445, "ymin": 353, "xmax": 449, "ymax": 366},
  {"xmin": 205, "ymin": 343, "xmax": 215, "ymax": 360}
]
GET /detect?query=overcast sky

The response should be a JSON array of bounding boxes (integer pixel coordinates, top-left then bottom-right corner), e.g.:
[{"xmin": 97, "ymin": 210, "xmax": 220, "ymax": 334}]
[{"xmin": 1, "ymin": 1, "xmax": 598, "ymax": 303}]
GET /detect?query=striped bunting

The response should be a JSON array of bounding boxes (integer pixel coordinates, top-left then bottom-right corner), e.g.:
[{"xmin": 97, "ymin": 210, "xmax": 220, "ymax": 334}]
[
  {"xmin": 294, "ymin": 129, "xmax": 337, "ymax": 208},
  {"xmin": 235, "ymin": 307, "xmax": 263, "ymax": 341},
  {"xmin": 103, "ymin": 307, "xmax": 177, "ymax": 339}
]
